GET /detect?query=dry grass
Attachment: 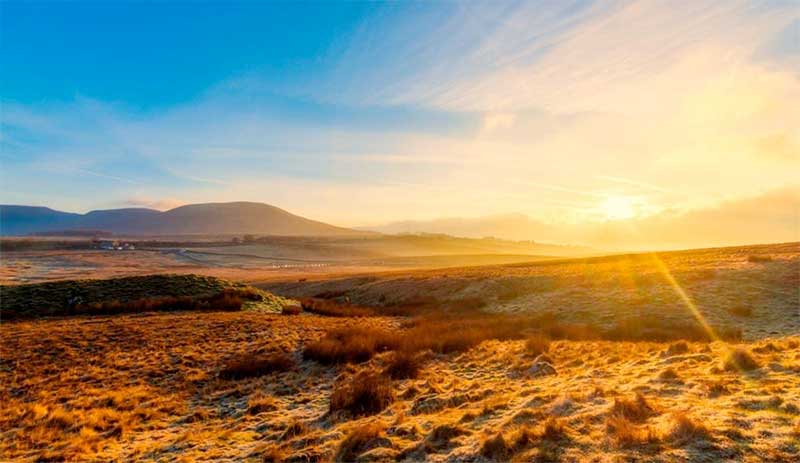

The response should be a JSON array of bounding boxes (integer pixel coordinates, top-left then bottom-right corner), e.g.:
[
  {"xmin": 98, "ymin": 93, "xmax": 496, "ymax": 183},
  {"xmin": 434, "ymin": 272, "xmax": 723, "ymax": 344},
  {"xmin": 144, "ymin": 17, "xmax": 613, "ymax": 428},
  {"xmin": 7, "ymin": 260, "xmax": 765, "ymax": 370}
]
[
  {"xmin": 219, "ymin": 352, "xmax": 295, "ymax": 380},
  {"xmin": 303, "ymin": 326, "xmax": 400, "ymax": 365},
  {"xmin": 247, "ymin": 392, "xmax": 278, "ymax": 415},
  {"xmin": 610, "ymin": 393, "xmax": 659, "ymax": 422},
  {"xmin": 723, "ymin": 348, "xmax": 761, "ymax": 371},
  {"xmin": 299, "ymin": 297, "xmax": 376, "ymax": 317},
  {"xmin": 2, "ymin": 242, "xmax": 798, "ymax": 461},
  {"xmin": 524, "ymin": 334, "xmax": 551, "ymax": 356},
  {"xmin": 480, "ymin": 433, "xmax": 510, "ymax": 461},
  {"xmin": 281, "ymin": 304, "xmax": 302, "ymax": 315},
  {"xmin": 1, "ymin": 274, "xmax": 278, "ymax": 319},
  {"xmin": 329, "ymin": 372, "xmax": 395, "ymax": 417},
  {"xmin": 658, "ymin": 367, "xmax": 681, "ymax": 382},
  {"xmin": 606, "ymin": 414, "xmax": 660, "ymax": 448},
  {"xmin": 384, "ymin": 350, "xmax": 422, "ymax": 379},
  {"xmin": 335, "ymin": 421, "xmax": 388, "ymax": 462},
  {"xmin": 2, "ymin": 311, "xmax": 799, "ymax": 461},
  {"xmin": 666, "ymin": 412, "xmax": 713, "ymax": 445}
]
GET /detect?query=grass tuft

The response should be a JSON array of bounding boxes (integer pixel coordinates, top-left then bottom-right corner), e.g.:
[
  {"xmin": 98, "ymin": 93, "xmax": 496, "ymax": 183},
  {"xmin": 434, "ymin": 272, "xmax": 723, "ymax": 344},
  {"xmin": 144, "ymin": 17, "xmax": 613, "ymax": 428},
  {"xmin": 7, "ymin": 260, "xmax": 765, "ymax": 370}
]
[
  {"xmin": 335, "ymin": 421, "xmax": 388, "ymax": 462},
  {"xmin": 667, "ymin": 412, "xmax": 712, "ymax": 445},
  {"xmin": 610, "ymin": 394, "xmax": 659, "ymax": 423},
  {"xmin": 723, "ymin": 348, "xmax": 760, "ymax": 372},
  {"xmin": 219, "ymin": 352, "xmax": 295, "ymax": 380},
  {"xmin": 480, "ymin": 433, "xmax": 510, "ymax": 461},
  {"xmin": 524, "ymin": 334, "xmax": 551, "ymax": 357},
  {"xmin": 384, "ymin": 351, "xmax": 422, "ymax": 380},
  {"xmin": 330, "ymin": 372, "xmax": 394, "ymax": 417}
]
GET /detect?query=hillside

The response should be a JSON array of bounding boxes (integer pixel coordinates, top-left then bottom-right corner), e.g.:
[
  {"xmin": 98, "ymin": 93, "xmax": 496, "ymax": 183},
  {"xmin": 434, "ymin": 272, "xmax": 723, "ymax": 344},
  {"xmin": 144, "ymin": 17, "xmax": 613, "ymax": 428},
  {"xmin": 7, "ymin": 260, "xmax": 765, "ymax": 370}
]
[
  {"xmin": 0, "ymin": 274, "xmax": 291, "ymax": 318},
  {"xmin": 0, "ymin": 202, "xmax": 366, "ymax": 237}
]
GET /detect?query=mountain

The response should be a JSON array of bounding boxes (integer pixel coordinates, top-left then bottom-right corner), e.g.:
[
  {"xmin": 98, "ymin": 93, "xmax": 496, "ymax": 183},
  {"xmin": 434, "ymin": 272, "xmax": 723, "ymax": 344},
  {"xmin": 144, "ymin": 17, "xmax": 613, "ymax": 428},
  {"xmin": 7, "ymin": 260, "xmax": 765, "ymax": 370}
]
[
  {"xmin": 0, "ymin": 202, "xmax": 365, "ymax": 237},
  {"xmin": 0, "ymin": 206, "xmax": 84, "ymax": 235}
]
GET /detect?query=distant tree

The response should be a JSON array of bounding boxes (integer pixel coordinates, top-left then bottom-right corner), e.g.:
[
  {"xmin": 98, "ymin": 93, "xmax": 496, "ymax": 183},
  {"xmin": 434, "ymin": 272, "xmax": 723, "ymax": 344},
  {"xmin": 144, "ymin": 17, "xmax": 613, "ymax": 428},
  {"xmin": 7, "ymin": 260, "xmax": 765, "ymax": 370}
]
[{"xmin": 243, "ymin": 234, "xmax": 256, "ymax": 243}]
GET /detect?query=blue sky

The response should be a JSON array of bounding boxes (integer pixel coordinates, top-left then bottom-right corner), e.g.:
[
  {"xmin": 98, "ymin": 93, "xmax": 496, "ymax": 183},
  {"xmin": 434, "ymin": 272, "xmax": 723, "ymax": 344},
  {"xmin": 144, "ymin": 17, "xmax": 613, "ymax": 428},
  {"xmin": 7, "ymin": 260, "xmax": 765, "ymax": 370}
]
[{"xmin": 1, "ymin": 0, "xmax": 798, "ymax": 245}]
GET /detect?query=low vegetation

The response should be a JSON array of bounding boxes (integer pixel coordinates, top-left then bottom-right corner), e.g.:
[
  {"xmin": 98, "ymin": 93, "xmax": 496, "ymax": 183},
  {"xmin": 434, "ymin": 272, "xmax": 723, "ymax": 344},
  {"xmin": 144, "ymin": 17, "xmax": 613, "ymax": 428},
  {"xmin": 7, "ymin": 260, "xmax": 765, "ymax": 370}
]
[
  {"xmin": 1, "ymin": 274, "xmax": 288, "ymax": 319},
  {"xmin": 335, "ymin": 421, "xmax": 388, "ymax": 462},
  {"xmin": 219, "ymin": 352, "xmax": 295, "ymax": 380},
  {"xmin": 299, "ymin": 297, "xmax": 376, "ymax": 317},
  {"xmin": 723, "ymin": 348, "xmax": 761, "ymax": 371},
  {"xmin": 2, "ymin": 243, "xmax": 797, "ymax": 462},
  {"xmin": 329, "ymin": 372, "xmax": 395, "ymax": 417},
  {"xmin": 383, "ymin": 351, "xmax": 422, "ymax": 379}
]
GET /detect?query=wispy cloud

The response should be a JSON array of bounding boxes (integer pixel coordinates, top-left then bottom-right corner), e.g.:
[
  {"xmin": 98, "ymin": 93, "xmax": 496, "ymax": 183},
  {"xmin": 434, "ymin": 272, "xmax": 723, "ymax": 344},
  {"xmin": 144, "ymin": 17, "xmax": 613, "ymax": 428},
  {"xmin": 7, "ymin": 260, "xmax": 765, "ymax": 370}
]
[{"xmin": 1, "ymin": 0, "xmax": 797, "ymax": 243}]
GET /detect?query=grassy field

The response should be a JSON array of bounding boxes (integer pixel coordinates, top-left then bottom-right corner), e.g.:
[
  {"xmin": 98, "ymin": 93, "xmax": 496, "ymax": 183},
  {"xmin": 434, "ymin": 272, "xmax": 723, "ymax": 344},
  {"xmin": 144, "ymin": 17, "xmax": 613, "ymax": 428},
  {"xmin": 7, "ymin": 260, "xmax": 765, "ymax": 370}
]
[
  {"xmin": 262, "ymin": 242, "xmax": 800, "ymax": 341},
  {"xmin": 2, "ymin": 311, "xmax": 798, "ymax": 462},
  {"xmin": 0, "ymin": 234, "xmax": 584, "ymax": 285},
  {"xmin": 1, "ymin": 274, "xmax": 290, "ymax": 319},
  {"xmin": 1, "ymin": 242, "xmax": 798, "ymax": 461}
]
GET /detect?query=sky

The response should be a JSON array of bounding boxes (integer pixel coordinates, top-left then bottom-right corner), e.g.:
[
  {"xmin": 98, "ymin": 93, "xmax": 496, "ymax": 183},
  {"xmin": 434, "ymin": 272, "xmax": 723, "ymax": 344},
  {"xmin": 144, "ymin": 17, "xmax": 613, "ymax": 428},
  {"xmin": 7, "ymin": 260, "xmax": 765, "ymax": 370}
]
[{"xmin": 1, "ymin": 0, "xmax": 798, "ymax": 248}]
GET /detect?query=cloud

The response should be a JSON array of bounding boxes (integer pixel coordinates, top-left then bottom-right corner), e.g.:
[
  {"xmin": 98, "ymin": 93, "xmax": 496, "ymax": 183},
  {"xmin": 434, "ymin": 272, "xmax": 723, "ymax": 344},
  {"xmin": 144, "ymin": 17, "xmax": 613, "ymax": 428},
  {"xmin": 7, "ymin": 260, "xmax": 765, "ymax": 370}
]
[
  {"xmin": 119, "ymin": 197, "xmax": 186, "ymax": 211},
  {"xmin": 2, "ymin": 0, "xmax": 797, "ymax": 249}
]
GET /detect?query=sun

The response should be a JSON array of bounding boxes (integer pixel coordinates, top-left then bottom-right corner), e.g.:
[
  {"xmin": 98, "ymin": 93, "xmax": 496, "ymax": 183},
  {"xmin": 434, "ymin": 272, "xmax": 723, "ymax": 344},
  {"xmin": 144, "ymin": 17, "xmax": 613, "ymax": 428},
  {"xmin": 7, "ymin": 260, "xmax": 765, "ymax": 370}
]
[{"xmin": 601, "ymin": 195, "xmax": 636, "ymax": 220}]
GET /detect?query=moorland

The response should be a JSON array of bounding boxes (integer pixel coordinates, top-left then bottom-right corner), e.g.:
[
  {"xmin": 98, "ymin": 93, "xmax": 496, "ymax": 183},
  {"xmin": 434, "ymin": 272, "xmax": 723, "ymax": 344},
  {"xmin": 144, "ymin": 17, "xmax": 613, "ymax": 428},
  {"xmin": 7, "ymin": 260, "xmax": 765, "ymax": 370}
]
[{"xmin": 1, "ymin": 242, "xmax": 798, "ymax": 462}]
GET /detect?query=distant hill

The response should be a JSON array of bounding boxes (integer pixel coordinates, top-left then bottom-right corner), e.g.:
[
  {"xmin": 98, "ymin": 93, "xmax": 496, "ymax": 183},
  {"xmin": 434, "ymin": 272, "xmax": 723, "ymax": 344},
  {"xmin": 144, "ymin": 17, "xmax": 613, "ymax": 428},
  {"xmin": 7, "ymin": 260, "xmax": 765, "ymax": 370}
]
[{"xmin": 0, "ymin": 202, "xmax": 366, "ymax": 237}]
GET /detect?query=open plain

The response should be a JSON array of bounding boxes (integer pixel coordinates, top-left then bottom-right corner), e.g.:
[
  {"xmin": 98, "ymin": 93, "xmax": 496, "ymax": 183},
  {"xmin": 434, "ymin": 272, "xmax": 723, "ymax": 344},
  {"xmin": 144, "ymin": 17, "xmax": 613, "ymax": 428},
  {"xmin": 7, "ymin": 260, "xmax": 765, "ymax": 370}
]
[{"xmin": 1, "ymin": 242, "xmax": 799, "ymax": 462}]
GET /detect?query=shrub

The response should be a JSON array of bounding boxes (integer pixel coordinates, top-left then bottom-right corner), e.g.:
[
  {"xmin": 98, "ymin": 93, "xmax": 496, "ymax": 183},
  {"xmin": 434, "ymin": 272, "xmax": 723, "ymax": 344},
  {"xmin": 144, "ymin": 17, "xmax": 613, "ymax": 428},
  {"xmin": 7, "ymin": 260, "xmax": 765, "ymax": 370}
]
[
  {"xmin": 424, "ymin": 424, "xmax": 470, "ymax": 451},
  {"xmin": 400, "ymin": 314, "xmax": 527, "ymax": 354},
  {"xmin": 280, "ymin": 420, "xmax": 308, "ymax": 440},
  {"xmin": 299, "ymin": 298, "xmax": 375, "ymax": 317},
  {"xmin": 664, "ymin": 341, "xmax": 689, "ymax": 356},
  {"xmin": 281, "ymin": 304, "xmax": 301, "ymax": 315},
  {"xmin": 335, "ymin": 421, "xmax": 387, "ymax": 462},
  {"xmin": 219, "ymin": 352, "xmax": 295, "ymax": 380},
  {"xmin": 480, "ymin": 433, "xmax": 510, "ymax": 461},
  {"xmin": 610, "ymin": 394, "xmax": 659, "ymax": 423},
  {"xmin": 247, "ymin": 393, "xmax": 278, "ymax": 415},
  {"xmin": 524, "ymin": 334, "xmax": 551, "ymax": 356},
  {"xmin": 747, "ymin": 254, "xmax": 773, "ymax": 263},
  {"xmin": 723, "ymin": 348, "xmax": 760, "ymax": 372},
  {"xmin": 606, "ymin": 414, "xmax": 660, "ymax": 448},
  {"xmin": 259, "ymin": 445, "xmax": 285, "ymax": 463},
  {"xmin": 667, "ymin": 413, "xmax": 712, "ymax": 445},
  {"xmin": 706, "ymin": 381, "xmax": 730, "ymax": 398},
  {"xmin": 303, "ymin": 327, "xmax": 400, "ymax": 365},
  {"xmin": 384, "ymin": 351, "xmax": 421, "ymax": 379},
  {"xmin": 658, "ymin": 368, "xmax": 680, "ymax": 382},
  {"xmin": 539, "ymin": 417, "xmax": 569, "ymax": 442},
  {"xmin": 330, "ymin": 372, "xmax": 394, "ymax": 417}
]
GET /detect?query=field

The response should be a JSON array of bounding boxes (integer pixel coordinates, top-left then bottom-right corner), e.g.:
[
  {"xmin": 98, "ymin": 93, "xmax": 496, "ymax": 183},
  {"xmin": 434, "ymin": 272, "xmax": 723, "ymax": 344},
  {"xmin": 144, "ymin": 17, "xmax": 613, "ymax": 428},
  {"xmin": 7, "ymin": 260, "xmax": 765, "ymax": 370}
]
[
  {"xmin": 0, "ymin": 234, "xmax": 584, "ymax": 285},
  {"xmin": 1, "ymin": 242, "xmax": 799, "ymax": 462}
]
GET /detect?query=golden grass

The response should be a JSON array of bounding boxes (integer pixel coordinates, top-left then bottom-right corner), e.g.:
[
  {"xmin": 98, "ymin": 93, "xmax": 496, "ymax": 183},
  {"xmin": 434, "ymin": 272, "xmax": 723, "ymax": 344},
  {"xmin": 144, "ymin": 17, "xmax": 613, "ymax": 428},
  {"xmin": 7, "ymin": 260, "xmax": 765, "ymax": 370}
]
[
  {"xmin": 329, "ymin": 372, "xmax": 395, "ymax": 417},
  {"xmin": 219, "ymin": 352, "xmax": 295, "ymax": 380},
  {"xmin": 335, "ymin": 421, "xmax": 388, "ymax": 462},
  {"xmin": 723, "ymin": 347, "xmax": 761, "ymax": 371},
  {"xmin": 3, "ymin": 312, "xmax": 798, "ymax": 461},
  {"xmin": 383, "ymin": 350, "xmax": 422, "ymax": 379},
  {"xmin": 609, "ymin": 393, "xmax": 659, "ymax": 422}
]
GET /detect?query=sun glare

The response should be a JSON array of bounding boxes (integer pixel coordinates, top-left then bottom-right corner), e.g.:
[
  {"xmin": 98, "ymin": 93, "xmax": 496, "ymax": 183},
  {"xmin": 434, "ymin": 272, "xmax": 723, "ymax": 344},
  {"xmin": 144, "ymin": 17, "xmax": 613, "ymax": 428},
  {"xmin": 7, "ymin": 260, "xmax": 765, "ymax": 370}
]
[{"xmin": 601, "ymin": 196, "xmax": 636, "ymax": 220}]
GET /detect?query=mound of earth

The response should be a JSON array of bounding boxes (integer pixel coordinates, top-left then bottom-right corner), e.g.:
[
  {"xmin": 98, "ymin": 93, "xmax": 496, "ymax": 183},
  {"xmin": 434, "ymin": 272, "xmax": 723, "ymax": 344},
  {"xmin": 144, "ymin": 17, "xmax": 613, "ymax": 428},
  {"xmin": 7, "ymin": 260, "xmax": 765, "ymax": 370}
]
[{"xmin": 0, "ymin": 274, "xmax": 291, "ymax": 319}]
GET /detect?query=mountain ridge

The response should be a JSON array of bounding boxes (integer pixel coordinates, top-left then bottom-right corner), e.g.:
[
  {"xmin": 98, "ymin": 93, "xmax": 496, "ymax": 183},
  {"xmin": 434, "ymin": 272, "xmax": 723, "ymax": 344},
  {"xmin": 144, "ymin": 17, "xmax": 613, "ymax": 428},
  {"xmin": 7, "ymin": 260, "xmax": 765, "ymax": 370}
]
[{"xmin": 0, "ymin": 202, "xmax": 366, "ymax": 237}]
